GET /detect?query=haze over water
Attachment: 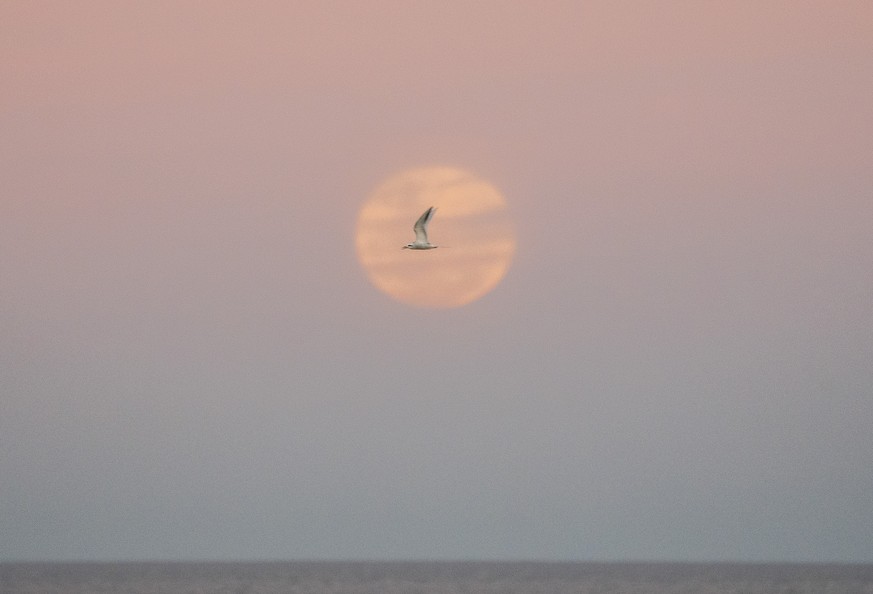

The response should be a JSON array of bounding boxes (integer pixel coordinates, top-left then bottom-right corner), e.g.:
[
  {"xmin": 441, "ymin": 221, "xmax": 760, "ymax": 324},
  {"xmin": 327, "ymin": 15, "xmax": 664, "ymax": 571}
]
[{"xmin": 2, "ymin": 2, "xmax": 872, "ymax": 563}]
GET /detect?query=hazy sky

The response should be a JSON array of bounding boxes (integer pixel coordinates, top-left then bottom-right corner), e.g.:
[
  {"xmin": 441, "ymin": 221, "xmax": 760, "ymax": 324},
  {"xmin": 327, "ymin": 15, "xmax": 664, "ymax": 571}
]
[{"xmin": 2, "ymin": 1, "xmax": 872, "ymax": 562}]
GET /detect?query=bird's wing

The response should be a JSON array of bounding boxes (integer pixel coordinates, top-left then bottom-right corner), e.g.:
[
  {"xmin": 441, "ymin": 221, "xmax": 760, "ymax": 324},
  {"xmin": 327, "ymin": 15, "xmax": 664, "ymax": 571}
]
[{"xmin": 413, "ymin": 207, "xmax": 435, "ymax": 243}]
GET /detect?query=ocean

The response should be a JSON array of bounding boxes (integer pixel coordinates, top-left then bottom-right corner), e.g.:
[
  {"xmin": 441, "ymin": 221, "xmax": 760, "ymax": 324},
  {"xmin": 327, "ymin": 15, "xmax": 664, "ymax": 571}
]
[{"xmin": 1, "ymin": 561, "xmax": 872, "ymax": 594}]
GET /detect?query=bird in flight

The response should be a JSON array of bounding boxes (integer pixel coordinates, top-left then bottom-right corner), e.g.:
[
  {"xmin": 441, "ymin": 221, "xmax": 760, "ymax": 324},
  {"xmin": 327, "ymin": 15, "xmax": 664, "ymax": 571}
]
[{"xmin": 403, "ymin": 206, "xmax": 438, "ymax": 250}]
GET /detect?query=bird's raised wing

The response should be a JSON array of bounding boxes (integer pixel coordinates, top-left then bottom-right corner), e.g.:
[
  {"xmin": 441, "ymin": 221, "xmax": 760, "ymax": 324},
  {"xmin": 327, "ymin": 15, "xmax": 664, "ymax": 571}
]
[{"xmin": 413, "ymin": 206, "xmax": 436, "ymax": 243}]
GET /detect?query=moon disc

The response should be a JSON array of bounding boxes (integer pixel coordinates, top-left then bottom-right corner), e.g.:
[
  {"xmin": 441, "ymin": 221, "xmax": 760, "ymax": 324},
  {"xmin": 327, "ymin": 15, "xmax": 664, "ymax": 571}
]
[{"xmin": 355, "ymin": 166, "xmax": 515, "ymax": 308}]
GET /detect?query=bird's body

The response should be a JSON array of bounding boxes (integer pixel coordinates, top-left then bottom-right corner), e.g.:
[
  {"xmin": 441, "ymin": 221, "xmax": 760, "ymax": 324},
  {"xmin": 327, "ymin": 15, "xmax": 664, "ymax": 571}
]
[{"xmin": 403, "ymin": 206, "xmax": 438, "ymax": 249}]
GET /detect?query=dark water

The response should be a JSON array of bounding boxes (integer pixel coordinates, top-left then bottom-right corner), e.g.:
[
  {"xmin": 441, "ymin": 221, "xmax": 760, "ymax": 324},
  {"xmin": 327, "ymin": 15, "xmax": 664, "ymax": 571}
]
[{"xmin": 2, "ymin": 561, "xmax": 872, "ymax": 594}]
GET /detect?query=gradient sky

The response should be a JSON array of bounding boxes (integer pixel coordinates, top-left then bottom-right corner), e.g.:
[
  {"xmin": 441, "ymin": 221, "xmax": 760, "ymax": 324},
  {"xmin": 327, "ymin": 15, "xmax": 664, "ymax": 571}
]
[{"xmin": 2, "ymin": 1, "xmax": 872, "ymax": 562}]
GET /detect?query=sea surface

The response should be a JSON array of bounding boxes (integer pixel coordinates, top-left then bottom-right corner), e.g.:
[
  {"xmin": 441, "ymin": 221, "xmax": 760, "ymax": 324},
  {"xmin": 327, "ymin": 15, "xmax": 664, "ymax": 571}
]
[{"xmin": 2, "ymin": 561, "xmax": 872, "ymax": 594}]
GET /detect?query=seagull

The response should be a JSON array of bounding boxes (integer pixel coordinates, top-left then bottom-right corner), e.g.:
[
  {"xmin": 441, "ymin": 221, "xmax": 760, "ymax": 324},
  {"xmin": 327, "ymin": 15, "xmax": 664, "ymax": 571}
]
[{"xmin": 403, "ymin": 206, "xmax": 438, "ymax": 249}]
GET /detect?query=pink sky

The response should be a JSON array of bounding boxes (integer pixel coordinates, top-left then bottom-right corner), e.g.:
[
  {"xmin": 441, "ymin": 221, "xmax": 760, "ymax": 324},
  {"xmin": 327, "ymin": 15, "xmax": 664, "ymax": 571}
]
[{"xmin": 2, "ymin": 1, "xmax": 872, "ymax": 561}]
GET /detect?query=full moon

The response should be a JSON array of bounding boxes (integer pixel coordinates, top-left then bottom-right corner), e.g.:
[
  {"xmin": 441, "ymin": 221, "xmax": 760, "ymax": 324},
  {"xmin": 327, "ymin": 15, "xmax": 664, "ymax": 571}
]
[{"xmin": 356, "ymin": 166, "xmax": 516, "ymax": 309}]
